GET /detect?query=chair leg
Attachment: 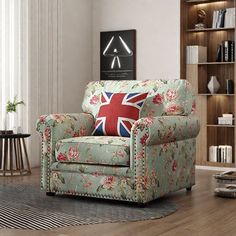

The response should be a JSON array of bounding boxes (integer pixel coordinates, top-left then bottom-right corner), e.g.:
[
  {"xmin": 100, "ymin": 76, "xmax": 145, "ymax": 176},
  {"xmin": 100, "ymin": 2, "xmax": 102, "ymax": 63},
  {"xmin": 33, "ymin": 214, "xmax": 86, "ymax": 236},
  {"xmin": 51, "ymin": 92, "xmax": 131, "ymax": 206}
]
[
  {"xmin": 136, "ymin": 202, "xmax": 148, "ymax": 207},
  {"xmin": 46, "ymin": 192, "xmax": 56, "ymax": 196},
  {"xmin": 186, "ymin": 187, "xmax": 192, "ymax": 191}
]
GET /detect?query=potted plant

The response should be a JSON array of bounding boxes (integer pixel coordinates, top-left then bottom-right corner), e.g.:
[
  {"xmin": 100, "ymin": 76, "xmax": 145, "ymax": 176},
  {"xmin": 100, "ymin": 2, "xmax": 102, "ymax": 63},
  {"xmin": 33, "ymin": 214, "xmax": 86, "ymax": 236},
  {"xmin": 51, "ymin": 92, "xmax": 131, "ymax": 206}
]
[{"xmin": 3, "ymin": 96, "xmax": 25, "ymax": 133}]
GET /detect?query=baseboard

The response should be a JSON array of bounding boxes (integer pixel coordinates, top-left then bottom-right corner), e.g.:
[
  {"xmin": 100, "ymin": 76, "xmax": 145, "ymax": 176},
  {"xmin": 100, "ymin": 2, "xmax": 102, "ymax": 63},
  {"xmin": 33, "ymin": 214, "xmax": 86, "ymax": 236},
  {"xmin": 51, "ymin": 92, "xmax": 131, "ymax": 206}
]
[{"xmin": 196, "ymin": 165, "xmax": 236, "ymax": 172}]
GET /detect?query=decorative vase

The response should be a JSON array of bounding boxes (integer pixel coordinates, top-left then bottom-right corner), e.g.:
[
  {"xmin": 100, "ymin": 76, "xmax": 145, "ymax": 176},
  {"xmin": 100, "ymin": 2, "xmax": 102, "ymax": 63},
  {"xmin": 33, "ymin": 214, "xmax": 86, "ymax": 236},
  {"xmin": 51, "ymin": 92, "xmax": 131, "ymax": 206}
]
[
  {"xmin": 208, "ymin": 76, "xmax": 220, "ymax": 94},
  {"xmin": 5, "ymin": 112, "xmax": 16, "ymax": 132}
]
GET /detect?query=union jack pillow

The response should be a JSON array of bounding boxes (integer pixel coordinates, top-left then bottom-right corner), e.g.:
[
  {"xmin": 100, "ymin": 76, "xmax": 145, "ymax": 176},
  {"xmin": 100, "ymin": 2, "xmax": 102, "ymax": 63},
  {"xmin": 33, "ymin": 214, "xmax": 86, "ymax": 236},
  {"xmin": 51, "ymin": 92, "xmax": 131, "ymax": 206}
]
[{"xmin": 93, "ymin": 92, "xmax": 148, "ymax": 137}]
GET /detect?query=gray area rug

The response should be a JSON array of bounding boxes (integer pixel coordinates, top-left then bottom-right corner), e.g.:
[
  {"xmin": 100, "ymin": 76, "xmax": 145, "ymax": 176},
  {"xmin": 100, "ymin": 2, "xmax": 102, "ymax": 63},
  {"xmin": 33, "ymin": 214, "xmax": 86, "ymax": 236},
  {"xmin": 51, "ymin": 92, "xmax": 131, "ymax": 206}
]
[{"xmin": 0, "ymin": 183, "xmax": 177, "ymax": 230}]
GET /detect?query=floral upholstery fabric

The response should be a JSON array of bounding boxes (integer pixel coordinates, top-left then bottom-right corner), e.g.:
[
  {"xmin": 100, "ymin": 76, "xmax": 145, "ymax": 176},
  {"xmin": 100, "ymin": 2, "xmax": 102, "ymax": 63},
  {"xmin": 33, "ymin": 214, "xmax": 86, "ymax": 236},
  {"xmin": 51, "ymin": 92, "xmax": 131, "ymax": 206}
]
[
  {"xmin": 36, "ymin": 80, "xmax": 200, "ymax": 203},
  {"xmin": 82, "ymin": 80, "xmax": 194, "ymax": 118},
  {"xmin": 55, "ymin": 136, "xmax": 130, "ymax": 166},
  {"xmin": 49, "ymin": 138, "xmax": 196, "ymax": 203},
  {"xmin": 36, "ymin": 113, "xmax": 95, "ymax": 191}
]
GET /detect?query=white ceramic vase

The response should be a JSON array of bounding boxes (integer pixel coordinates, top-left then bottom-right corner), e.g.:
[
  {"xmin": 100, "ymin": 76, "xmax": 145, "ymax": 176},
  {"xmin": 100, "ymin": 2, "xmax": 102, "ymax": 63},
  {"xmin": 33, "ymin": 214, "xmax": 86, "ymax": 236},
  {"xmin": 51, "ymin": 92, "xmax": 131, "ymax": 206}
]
[
  {"xmin": 5, "ymin": 112, "xmax": 16, "ymax": 131},
  {"xmin": 208, "ymin": 76, "xmax": 220, "ymax": 94}
]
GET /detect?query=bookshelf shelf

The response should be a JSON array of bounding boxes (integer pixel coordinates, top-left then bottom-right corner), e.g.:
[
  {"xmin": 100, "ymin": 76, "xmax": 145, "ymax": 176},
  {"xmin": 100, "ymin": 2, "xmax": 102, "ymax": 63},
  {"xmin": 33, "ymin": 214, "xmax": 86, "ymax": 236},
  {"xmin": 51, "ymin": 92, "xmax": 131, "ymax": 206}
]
[
  {"xmin": 207, "ymin": 124, "xmax": 235, "ymax": 128},
  {"xmin": 187, "ymin": 27, "xmax": 235, "ymax": 32},
  {"xmin": 204, "ymin": 161, "xmax": 235, "ymax": 168},
  {"xmin": 186, "ymin": 0, "xmax": 230, "ymax": 4},
  {"xmin": 198, "ymin": 62, "xmax": 234, "ymax": 65},
  {"xmin": 199, "ymin": 93, "xmax": 235, "ymax": 96},
  {"xmin": 181, "ymin": 0, "xmax": 236, "ymax": 167}
]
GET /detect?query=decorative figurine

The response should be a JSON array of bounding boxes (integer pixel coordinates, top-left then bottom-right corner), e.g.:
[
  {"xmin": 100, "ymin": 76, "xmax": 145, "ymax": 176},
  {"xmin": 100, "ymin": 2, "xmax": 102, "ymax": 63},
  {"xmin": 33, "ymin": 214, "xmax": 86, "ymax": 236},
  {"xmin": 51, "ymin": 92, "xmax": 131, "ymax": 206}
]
[{"xmin": 195, "ymin": 9, "xmax": 207, "ymax": 29}]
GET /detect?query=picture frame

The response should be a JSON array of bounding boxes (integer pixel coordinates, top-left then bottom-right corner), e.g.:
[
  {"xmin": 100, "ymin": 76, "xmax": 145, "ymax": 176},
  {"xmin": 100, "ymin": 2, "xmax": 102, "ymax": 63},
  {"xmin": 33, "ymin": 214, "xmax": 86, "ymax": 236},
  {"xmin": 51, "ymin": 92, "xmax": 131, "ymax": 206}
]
[{"xmin": 100, "ymin": 29, "xmax": 136, "ymax": 80}]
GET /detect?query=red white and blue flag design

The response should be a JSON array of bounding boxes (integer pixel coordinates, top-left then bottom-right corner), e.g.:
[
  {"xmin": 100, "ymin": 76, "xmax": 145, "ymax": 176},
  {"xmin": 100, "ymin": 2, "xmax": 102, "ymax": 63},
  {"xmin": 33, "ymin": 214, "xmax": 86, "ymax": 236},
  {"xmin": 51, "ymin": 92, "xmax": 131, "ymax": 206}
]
[{"xmin": 93, "ymin": 92, "xmax": 148, "ymax": 137}]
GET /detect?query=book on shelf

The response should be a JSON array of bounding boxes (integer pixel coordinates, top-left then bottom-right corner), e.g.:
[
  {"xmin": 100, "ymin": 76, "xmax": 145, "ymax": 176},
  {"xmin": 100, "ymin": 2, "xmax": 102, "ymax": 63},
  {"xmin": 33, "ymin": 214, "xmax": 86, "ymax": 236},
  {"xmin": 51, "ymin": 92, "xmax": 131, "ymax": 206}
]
[
  {"xmin": 212, "ymin": 8, "xmax": 235, "ymax": 28},
  {"xmin": 216, "ymin": 40, "xmax": 235, "ymax": 62},
  {"xmin": 225, "ymin": 8, "xmax": 235, "ymax": 28},
  {"xmin": 209, "ymin": 145, "xmax": 232, "ymax": 164},
  {"xmin": 186, "ymin": 45, "xmax": 207, "ymax": 64}
]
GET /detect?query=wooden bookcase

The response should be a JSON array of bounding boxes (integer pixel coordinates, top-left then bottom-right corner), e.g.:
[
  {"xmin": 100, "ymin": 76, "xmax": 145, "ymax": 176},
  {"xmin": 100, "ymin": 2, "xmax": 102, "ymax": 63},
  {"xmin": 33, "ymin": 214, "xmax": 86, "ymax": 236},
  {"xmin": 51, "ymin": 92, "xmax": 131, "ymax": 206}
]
[{"xmin": 181, "ymin": 0, "xmax": 236, "ymax": 168}]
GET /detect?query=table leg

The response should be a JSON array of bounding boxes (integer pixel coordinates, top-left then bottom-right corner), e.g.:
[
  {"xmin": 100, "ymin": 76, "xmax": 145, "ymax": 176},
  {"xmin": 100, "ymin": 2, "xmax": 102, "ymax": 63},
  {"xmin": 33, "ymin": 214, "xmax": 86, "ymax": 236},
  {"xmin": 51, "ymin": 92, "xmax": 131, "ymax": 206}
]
[
  {"xmin": 9, "ymin": 139, "xmax": 13, "ymax": 176},
  {"xmin": 3, "ymin": 138, "xmax": 8, "ymax": 176},
  {"xmin": 0, "ymin": 139, "xmax": 2, "ymax": 170},
  {"xmin": 17, "ymin": 138, "xmax": 23, "ymax": 171},
  {"xmin": 22, "ymin": 138, "xmax": 31, "ymax": 174},
  {"xmin": 13, "ymin": 138, "xmax": 19, "ymax": 170}
]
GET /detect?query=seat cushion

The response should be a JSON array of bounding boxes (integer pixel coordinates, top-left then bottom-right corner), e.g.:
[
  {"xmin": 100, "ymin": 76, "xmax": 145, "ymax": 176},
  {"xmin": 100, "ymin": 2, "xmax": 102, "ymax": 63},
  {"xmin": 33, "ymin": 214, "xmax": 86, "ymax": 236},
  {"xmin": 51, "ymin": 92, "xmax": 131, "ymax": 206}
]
[{"xmin": 55, "ymin": 136, "xmax": 130, "ymax": 166}]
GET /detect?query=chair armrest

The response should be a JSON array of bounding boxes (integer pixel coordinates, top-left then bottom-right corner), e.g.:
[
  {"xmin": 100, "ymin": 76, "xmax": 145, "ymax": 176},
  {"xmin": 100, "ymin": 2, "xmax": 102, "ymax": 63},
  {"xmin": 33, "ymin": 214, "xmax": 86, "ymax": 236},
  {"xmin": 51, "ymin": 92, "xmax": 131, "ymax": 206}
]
[
  {"xmin": 36, "ymin": 113, "xmax": 94, "ymax": 140},
  {"xmin": 131, "ymin": 115, "xmax": 200, "ymax": 146},
  {"xmin": 36, "ymin": 113, "xmax": 94, "ymax": 191},
  {"xmin": 130, "ymin": 115, "xmax": 199, "ymax": 202}
]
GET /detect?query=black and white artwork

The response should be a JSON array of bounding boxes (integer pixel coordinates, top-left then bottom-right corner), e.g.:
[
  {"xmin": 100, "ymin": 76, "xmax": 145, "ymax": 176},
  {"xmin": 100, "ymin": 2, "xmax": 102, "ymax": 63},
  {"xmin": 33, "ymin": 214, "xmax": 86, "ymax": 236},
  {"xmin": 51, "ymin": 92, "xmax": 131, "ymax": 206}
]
[{"xmin": 100, "ymin": 29, "xmax": 136, "ymax": 80}]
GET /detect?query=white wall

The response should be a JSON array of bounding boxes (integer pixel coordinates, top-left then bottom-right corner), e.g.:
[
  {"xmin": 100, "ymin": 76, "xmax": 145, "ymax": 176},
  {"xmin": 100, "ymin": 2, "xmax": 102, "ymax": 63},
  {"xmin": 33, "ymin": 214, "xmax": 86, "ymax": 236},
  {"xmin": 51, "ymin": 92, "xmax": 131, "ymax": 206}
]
[
  {"xmin": 92, "ymin": 0, "xmax": 180, "ymax": 80},
  {"xmin": 63, "ymin": 0, "xmax": 92, "ymax": 112}
]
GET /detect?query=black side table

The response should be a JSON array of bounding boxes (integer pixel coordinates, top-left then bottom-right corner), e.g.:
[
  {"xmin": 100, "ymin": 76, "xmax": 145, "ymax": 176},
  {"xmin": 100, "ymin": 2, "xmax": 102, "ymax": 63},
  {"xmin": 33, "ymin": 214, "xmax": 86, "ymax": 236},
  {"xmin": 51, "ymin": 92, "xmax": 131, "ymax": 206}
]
[{"xmin": 0, "ymin": 133, "xmax": 31, "ymax": 176}]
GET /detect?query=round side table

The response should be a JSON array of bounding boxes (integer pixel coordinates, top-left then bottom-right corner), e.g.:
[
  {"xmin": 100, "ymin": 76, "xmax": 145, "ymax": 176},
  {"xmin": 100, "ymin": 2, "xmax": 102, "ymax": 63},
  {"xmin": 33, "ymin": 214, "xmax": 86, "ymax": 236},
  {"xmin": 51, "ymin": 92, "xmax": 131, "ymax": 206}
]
[{"xmin": 0, "ymin": 133, "xmax": 31, "ymax": 176}]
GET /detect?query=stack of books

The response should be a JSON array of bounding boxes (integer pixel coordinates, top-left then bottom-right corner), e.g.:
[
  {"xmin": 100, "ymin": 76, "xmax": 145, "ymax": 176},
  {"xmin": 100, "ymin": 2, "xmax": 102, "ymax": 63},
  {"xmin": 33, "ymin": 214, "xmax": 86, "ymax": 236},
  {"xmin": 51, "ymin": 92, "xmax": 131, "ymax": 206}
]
[
  {"xmin": 186, "ymin": 46, "xmax": 207, "ymax": 64},
  {"xmin": 216, "ymin": 40, "xmax": 235, "ymax": 62},
  {"xmin": 209, "ymin": 145, "xmax": 232, "ymax": 163},
  {"xmin": 212, "ymin": 8, "xmax": 235, "ymax": 28}
]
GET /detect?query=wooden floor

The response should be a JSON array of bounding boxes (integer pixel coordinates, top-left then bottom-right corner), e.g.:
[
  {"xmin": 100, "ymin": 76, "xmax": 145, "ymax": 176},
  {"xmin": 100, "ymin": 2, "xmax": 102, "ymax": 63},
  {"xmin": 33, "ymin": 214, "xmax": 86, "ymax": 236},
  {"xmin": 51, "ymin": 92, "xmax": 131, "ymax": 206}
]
[{"xmin": 0, "ymin": 168, "xmax": 235, "ymax": 236}]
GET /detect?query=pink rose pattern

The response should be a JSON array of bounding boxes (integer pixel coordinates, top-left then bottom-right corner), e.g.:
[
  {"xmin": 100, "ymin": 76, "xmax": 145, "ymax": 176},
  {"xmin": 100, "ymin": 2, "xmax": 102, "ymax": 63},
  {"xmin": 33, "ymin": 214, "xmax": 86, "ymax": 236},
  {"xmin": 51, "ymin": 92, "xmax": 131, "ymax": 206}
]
[
  {"xmin": 152, "ymin": 94, "xmax": 164, "ymax": 105},
  {"xmin": 165, "ymin": 104, "xmax": 183, "ymax": 115},
  {"xmin": 166, "ymin": 89, "xmax": 177, "ymax": 101},
  {"xmin": 99, "ymin": 176, "xmax": 117, "ymax": 190},
  {"xmin": 68, "ymin": 146, "xmax": 79, "ymax": 160},
  {"xmin": 89, "ymin": 95, "xmax": 99, "ymax": 105}
]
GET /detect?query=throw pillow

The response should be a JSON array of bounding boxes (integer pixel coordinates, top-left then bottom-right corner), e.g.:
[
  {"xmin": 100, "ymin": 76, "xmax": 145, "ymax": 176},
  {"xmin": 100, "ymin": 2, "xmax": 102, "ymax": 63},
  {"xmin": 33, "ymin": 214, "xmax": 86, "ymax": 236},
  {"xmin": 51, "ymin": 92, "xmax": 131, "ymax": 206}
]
[{"xmin": 93, "ymin": 92, "xmax": 148, "ymax": 137}]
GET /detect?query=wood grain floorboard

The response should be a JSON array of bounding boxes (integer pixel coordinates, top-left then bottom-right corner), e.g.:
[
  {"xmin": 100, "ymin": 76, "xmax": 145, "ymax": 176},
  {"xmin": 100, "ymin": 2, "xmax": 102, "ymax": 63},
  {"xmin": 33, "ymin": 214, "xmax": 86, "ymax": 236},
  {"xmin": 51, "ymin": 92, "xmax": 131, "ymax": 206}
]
[{"xmin": 0, "ymin": 168, "xmax": 235, "ymax": 236}]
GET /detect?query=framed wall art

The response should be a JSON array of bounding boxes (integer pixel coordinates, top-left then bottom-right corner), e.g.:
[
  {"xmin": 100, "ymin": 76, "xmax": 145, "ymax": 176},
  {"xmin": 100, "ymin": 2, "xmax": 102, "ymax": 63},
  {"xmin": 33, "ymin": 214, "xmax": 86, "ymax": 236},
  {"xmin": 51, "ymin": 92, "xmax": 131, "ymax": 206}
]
[{"xmin": 100, "ymin": 29, "xmax": 136, "ymax": 80}]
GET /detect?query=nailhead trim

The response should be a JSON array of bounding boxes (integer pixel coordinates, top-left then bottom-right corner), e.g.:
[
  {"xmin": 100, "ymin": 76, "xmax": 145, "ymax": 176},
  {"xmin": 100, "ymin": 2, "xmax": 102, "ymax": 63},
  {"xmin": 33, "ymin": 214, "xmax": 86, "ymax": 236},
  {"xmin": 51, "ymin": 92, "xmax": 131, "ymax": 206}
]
[
  {"xmin": 133, "ymin": 124, "xmax": 149, "ymax": 202},
  {"xmin": 39, "ymin": 124, "xmax": 52, "ymax": 192},
  {"xmin": 49, "ymin": 189, "xmax": 135, "ymax": 202}
]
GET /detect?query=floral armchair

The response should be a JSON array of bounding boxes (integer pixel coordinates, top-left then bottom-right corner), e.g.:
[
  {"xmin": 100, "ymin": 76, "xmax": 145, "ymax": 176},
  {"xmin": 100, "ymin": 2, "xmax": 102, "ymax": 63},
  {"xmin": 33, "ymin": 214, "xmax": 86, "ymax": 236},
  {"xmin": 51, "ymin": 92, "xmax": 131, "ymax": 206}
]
[{"xmin": 36, "ymin": 80, "xmax": 200, "ymax": 203}]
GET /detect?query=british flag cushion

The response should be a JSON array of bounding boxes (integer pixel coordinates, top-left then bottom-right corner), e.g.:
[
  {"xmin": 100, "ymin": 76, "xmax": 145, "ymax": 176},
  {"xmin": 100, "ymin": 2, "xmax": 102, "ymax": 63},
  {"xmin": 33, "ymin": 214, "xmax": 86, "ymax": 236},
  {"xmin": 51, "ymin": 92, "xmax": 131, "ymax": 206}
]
[{"xmin": 93, "ymin": 92, "xmax": 148, "ymax": 137}]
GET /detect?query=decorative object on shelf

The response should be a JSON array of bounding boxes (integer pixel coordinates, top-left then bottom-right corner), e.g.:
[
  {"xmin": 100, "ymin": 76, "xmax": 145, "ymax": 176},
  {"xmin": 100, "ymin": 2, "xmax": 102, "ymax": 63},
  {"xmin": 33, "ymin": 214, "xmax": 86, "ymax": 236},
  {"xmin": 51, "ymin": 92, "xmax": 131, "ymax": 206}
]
[
  {"xmin": 195, "ymin": 9, "xmax": 207, "ymax": 29},
  {"xmin": 226, "ymin": 79, "xmax": 234, "ymax": 94},
  {"xmin": 214, "ymin": 171, "xmax": 236, "ymax": 198},
  {"xmin": 4, "ymin": 96, "xmax": 25, "ymax": 131},
  {"xmin": 207, "ymin": 76, "xmax": 220, "ymax": 94},
  {"xmin": 186, "ymin": 45, "xmax": 207, "ymax": 64},
  {"xmin": 218, "ymin": 114, "xmax": 234, "ymax": 125}
]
